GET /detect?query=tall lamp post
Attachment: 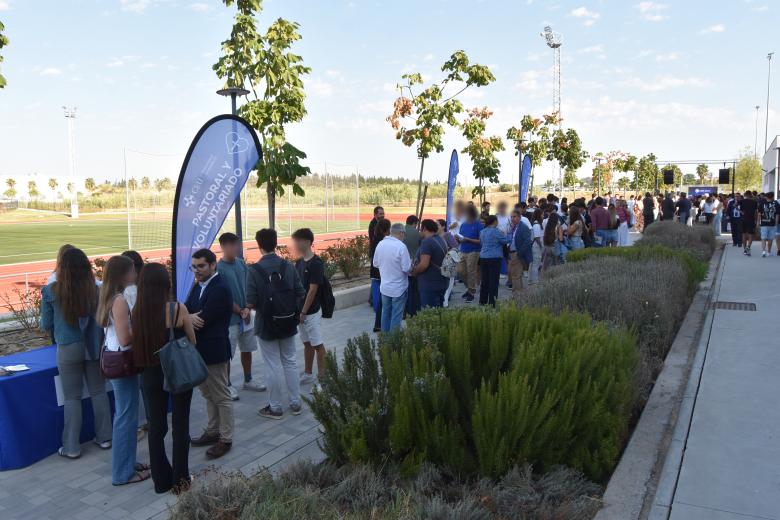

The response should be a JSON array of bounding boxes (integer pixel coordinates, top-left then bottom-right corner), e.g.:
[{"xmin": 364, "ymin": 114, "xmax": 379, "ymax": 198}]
[
  {"xmin": 765, "ymin": 52, "xmax": 774, "ymax": 154},
  {"xmin": 755, "ymin": 105, "xmax": 761, "ymax": 157},
  {"xmin": 217, "ymin": 87, "xmax": 250, "ymax": 257},
  {"xmin": 595, "ymin": 156, "xmax": 602, "ymax": 196},
  {"xmin": 63, "ymin": 106, "xmax": 78, "ymax": 219}
]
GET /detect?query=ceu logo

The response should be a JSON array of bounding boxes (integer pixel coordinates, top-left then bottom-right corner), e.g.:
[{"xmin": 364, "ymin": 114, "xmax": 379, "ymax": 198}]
[
  {"xmin": 183, "ymin": 195, "xmax": 196, "ymax": 207},
  {"xmin": 226, "ymin": 132, "xmax": 250, "ymax": 155}
]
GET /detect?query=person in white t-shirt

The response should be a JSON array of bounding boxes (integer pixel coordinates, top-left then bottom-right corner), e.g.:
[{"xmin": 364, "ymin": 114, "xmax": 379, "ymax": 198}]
[{"xmin": 372, "ymin": 224, "xmax": 412, "ymax": 332}]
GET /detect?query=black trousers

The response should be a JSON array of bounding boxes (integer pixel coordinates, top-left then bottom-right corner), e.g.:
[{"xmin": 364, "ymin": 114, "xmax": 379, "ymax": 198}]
[
  {"xmin": 731, "ymin": 219, "xmax": 743, "ymax": 246},
  {"xmin": 643, "ymin": 213, "xmax": 654, "ymax": 230},
  {"xmin": 479, "ymin": 258, "xmax": 502, "ymax": 306},
  {"xmin": 141, "ymin": 364, "xmax": 193, "ymax": 494}
]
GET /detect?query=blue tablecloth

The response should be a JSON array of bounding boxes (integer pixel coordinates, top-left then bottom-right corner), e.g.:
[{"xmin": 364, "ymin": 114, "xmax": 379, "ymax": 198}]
[{"xmin": 0, "ymin": 345, "xmax": 111, "ymax": 470}]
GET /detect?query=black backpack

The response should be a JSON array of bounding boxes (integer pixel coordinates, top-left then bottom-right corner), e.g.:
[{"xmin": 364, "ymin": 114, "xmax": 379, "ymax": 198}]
[
  {"xmin": 320, "ymin": 274, "xmax": 335, "ymax": 319},
  {"xmin": 252, "ymin": 262, "xmax": 299, "ymax": 339}
]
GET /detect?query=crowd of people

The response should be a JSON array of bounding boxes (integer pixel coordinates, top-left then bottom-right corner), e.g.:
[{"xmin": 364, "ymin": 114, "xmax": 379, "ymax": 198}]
[{"xmin": 40, "ymin": 228, "xmax": 329, "ymax": 494}]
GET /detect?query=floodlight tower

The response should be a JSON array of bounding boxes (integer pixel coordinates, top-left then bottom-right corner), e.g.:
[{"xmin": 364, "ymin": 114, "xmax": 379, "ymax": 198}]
[
  {"xmin": 541, "ymin": 25, "xmax": 563, "ymax": 195},
  {"xmin": 63, "ymin": 106, "xmax": 79, "ymax": 219}
]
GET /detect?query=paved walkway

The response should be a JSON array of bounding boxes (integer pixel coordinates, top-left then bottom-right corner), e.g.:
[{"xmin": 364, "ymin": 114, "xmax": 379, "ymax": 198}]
[
  {"xmin": 665, "ymin": 243, "xmax": 780, "ymax": 520},
  {"xmin": 0, "ymin": 281, "xmax": 510, "ymax": 520}
]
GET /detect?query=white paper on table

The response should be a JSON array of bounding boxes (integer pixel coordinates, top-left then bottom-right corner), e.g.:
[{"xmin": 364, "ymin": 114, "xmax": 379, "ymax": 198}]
[{"xmin": 2, "ymin": 365, "xmax": 30, "ymax": 372}]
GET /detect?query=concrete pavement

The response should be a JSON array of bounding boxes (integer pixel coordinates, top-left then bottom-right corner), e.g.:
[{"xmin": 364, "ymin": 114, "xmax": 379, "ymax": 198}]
[{"xmin": 659, "ymin": 242, "xmax": 780, "ymax": 520}]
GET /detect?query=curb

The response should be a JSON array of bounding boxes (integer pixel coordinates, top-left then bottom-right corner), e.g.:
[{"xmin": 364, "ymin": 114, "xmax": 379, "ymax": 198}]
[
  {"xmin": 595, "ymin": 245, "xmax": 725, "ymax": 520},
  {"xmin": 333, "ymin": 283, "xmax": 371, "ymax": 312}
]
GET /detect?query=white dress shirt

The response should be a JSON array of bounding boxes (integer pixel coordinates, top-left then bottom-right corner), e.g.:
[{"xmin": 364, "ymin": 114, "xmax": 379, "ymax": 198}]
[
  {"xmin": 197, "ymin": 272, "xmax": 219, "ymax": 299},
  {"xmin": 372, "ymin": 236, "xmax": 411, "ymax": 298}
]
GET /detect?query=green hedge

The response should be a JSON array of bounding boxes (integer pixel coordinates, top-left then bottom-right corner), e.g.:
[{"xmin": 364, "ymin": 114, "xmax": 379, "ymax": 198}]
[
  {"xmin": 310, "ymin": 306, "xmax": 637, "ymax": 482},
  {"xmin": 637, "ymin": 221, "xmax": 715, "ymax": 261},
  {"xmin": 566, "ymin": 244, "xmax": 707, "ymax": 293}
]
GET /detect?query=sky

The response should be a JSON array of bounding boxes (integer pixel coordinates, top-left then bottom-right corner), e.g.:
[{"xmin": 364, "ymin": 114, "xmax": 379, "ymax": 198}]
[{"xmin": 0, "ymin": 0, "xmax": 777, "ymax": 194}]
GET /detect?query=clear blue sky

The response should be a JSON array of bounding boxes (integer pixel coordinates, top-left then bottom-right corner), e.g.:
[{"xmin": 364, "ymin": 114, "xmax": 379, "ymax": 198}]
[{"xmin": 0, "ymin": 0, "xmax": 776, "ymax": 190}]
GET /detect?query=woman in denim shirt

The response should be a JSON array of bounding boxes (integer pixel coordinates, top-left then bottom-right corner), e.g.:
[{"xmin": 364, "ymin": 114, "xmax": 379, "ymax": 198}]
[
  {"xmin": 40, "ymin": 248, "xmax": 111, "ymax": 459},
  {"xmin": 479, "ymin": 215, "xmax": 509, "ymax": 306}
]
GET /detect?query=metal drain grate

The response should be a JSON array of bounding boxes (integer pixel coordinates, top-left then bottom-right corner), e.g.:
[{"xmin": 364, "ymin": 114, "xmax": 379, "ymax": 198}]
[{"xmin": 709, "ymin": 301, "xmax": 757, "ymax": 311}]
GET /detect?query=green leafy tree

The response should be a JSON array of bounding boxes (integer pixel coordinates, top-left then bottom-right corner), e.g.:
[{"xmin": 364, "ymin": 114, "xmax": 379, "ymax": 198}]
[
  {"xmin": 633, "ymin": 153, "xmax": 659, "ymax": 192},
  {"xmin": 214, "ymin": 0, "xmax": 311, "ymax": 229},
  {"xmin": 696, "ymin": 163, "xmax": 709, "ymax": 184},
  {"xmin": 388, "ymin": 51, "xmax": 495, "ymax": 214},
  {"xmin": 563, "ymin": 168, "xmax": 578, "ymax": 189},
  {"xmin": 4, "ymin": 178, "xmax": 16, "ymax": 198},
  {"xmin": 48, "ymin": 177, "xmax": 57, "ymax": 193},
  {"xmin": 682, "ymin": 173, "xmax": 697, "ymax": 185},
  {"xmin": 617, "ymin": 176, "xmax": 630, "ymax": 192},
  {"xmin": 154, "ymin": 178, "xmax": 173, "ymax": 191},
  {"xmin": 733, "ymin": 148, "xmax": 762, "ymax": 192},
  {"xmin": 140, "ymin": 176, "xmax": 151, "ymax": 190},
  {"xmin": 660, "ymin": 164, "xmax": 683, "ymax": 187},
  {"xmin": 461, "ymin": 107, "xmax": 504, "ymax": 203},
  {"xmin": 127, "ymin": 177, "xmax": 138, "ymax": 190},
  {"xmin": 84, "ymin": 177, "xmax": 96, "ymax": 192},
  {"xmin": 548, "ymin": 127, "xmax": 588, "ymax": 184},
  {"xmin": 27, "ymin": 180, "xmax": 39, "ymax": 199},
  {"xmin": 592, "ymin": 151, "xmax": 632, "ymax": 194},
  {"xmin": 0, "ymin": 20, "xmax": 8, "ymax": 88}
]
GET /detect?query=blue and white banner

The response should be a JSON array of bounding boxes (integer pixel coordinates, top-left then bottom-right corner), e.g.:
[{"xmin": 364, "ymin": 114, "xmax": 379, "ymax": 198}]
[
  {"xmin": 172, "ymin": 114, "xmax": 261, "ymax": 301},
  {"xmin": 519, "ymin": 154, "xmax": 533, "ymax": 203},
  {"xmin": 445, "ymin": 149, "xmax": 459, "ymax": 227}
]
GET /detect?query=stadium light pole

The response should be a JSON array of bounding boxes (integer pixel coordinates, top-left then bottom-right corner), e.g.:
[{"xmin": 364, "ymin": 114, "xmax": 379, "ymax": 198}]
[
  {"xmin": 63, "ymin": 106, "xmax": 79, "ymax": 219},
  {"xmin": 217, "ymin": 87, "xmax": 250, "ymax": 257},
  {"xmin": 755, "ymin": 105, "xmax": 761, "ymax": 157},
  {"xmin": 765, "ymin": 52, "xmax": 774, "ymax": 154}
]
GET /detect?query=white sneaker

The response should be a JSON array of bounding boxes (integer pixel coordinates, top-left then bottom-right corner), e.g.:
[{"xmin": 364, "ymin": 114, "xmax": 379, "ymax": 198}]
[
  {"xmin": 228, "ymin": 386, "xmax": 239, "ymax": 401},
  {"xmin": 299, "ymin": 373, "xmax": 315, "ymax": 385},
  {"xmin": 243, "ymin": 380, "xmax": 267, "ymax": 392},
  {"xmin": 311, "ymin": 383, "xmax": 322, "ymax": 394}
]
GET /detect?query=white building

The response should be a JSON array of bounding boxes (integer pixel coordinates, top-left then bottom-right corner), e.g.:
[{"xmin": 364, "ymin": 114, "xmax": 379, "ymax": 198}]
[{"xmin": 762, "ymin": 135, "xmax": 780, "ymax": 195}]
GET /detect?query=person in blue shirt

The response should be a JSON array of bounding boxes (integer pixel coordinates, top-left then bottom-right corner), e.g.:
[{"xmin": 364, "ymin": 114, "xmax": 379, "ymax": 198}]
[
  {"xmin": 456, "ymin": 204, "xmax": 483, "ymax": 303},
  {"xmin": 479, "ymin": 215, "xmax": 509, "ymax": 306}
]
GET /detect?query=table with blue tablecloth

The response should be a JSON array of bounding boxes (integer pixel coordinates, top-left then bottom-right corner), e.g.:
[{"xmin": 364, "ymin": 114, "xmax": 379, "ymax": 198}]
[{"xmin": 0, "ymin": 345, "xmax": 110, "ymax": 470}]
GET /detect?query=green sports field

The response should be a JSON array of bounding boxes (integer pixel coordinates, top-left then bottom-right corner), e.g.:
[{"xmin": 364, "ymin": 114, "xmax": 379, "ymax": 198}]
[{"xmin": 0, "ymin": 206, "xmax": 429, "ymax": 265}]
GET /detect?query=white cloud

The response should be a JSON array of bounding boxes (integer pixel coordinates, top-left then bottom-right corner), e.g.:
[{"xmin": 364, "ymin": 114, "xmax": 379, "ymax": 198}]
[
  {"xmin": 636, "ymin": 2, "xmax": 668, "ymax": 21},
  {"xmin": 189, "ymin": 2, "xmax": 212, "ymax": 12},
  {"xmin": 700, "ymin": 24, "xmax": 725, "ymax": 34},
  {"xmin": 655, "ymin": 52, "xmax": 680, "ymax": 62},
  {"xmin": 0, "ymin": 1, "xmax": 10, "ymax": 11},
  {"xmin": 120, "ymin": 0, "xmax": 151, "ymax": 13},
  {"xmin": 514, "ymin": 70, "xmax": 545, "ymax": 96},
  {"xmin": 618, "ymin": 76, "xmax": 711, "ymax": 91},
  {"xmin": 577, "ymin": 44, "xmax": 604, "ymax": 54},
  {"xmin": 39, "ymin": 67, "xmax": 62, "ymax": 76},
  {"xmin": 422, "ymin": 53, "xmax": 435, "ymax": 62},
  {"xmin": 309, "ymin": 78, "xmax": 334, "ymax": 98},
  {"xmin": 570, "ymin": 6, "xmax": 600, "ymax": 26},
  {"xmin": 107, "ymin": 59, "xmax": 125, "ymax": 68}
]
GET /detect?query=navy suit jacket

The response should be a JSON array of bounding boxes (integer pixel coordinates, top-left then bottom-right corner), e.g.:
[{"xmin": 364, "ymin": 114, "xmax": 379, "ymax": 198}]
[
  {"xmin": 185, "ymin": 273, "xmax": 233, "ymax": 365},
  {"xmin": 513, "ymin": 223, "xmax": 533, "ymax": 267}
]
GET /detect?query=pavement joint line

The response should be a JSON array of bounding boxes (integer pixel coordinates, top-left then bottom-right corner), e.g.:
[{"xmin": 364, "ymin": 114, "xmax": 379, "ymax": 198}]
[{"xmin": 674, "ymin": 500, "xmax": 779, "ymax": 520}]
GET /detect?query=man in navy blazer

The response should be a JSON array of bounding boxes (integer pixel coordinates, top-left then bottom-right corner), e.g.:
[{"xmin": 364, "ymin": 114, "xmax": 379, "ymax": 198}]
[{"xmin": 186, "ymin": 248, "xmax": 234, "ymax": 459}]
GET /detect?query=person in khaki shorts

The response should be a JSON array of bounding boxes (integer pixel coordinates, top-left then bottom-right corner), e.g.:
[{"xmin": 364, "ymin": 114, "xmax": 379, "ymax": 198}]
[
  {"xmin": 455, "ymin": 204, "xmax": 483, "ymax": 303},
  {"xmin": 508, "ymin": 210, "xmax": 533, "ymax": 303},
  {"xmin": 185, "ymin": 249, "xmax": 234, "ymax": 460}
]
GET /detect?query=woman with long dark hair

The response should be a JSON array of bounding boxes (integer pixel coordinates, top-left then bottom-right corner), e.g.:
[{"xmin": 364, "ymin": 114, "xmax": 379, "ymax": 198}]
[
  {"xmin": 371, "ymin": 218, "xmax": 391, "ymax": 331},
  {"xmin": 97, "ymin": 255, "xmax": 150, "ymax": 485},
  {"xmin": 132, "ymin": 263, "xmax": 196, "ymax": 494},
  {"xmin": 567, "ymin": 206, "xmax": 586, "ymax": 251},
  {"xmin": 40, "ymin": 247, "xmax": 111, "ymax": 459},
  {"xmin": 540, "ymin": 215, "xmax": 563, "ymax": 274}
]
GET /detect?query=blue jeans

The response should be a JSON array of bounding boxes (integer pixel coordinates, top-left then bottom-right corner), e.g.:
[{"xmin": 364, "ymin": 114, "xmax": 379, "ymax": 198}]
[
  {"xmin": 418, "ymin": 286, "xmax": 445, "ymax": 309},
  {"xmin": 110, "ymin": 374, "xmax": 140, "ymax": 484},
  {"xmin": 569, "ymin": 236, "xmax": 585, "ymax": 251},
  {"xmin": 381, "ymin": 291, "xmax": 407, "ymax": 332}
]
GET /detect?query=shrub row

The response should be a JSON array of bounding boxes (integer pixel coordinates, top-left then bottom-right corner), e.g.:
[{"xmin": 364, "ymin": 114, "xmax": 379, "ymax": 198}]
[
  {"xmin": 309, "ymin": 306, "xmax": 637, "ymax": 482},
  {"xmin": 637, "ymin": 221, "xmax": 716, "ymax": 261},
  {"xmin": 169, "ymin": 461, "xmax": 601, "ymax": 520}
]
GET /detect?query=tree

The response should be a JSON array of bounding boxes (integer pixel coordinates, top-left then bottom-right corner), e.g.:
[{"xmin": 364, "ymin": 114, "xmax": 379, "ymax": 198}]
[
  {"xmin": 154, "ymin": 178, "xmax": 173, "ymax": 191},
  {"xmin": 733, "ymin": 148, "xmax": 762, "ymax": 192},
  {"xmin": 682, "ymin": 173, "xmax": 697, "ymax": 186},
  {"xmin": 660, "ymin": 164, "xmax": 683, "ymax": 188},
  {"xmin": 617, "ymin": 176, "xmax": 630, "ymax": 192},
  {"xmin": 127, "ymin": 177, "xmax": 138, "ymax": 190},
  {"xmin": 0, "ymin": 20, "xmax": 8, "ymax": 88},
  {"xmin": 3, "ymin": 178, "xmax": 16, "ymax": 198},
  {"xmin": 548, "ymin": 127, "xmax": 588, "ymax": 187},
  {"xmin": 27, "ymin": 180, "xmax": 39, "ymax": 199},
  {"xmin": 214, "ymin": 0, "xmax": 311, "ymax": 229},
  {"xmin": 592, "ymin": 151, "xmax": 632, "ymax": 194},
  {"xmin": 633, "ymin": 153, "xmax": 658, "ymax": 192},
  {"xmin": 388, "ymin": 51, "xmax": 495, "ymax": 214},
  {"xmin": 460, "ymin": 107, "xmax": 504, "ymax": 203},
  {"xmin": 84, "ymin": 177, "xmax": 96, "ymax": 192},
  {"xmin": 48, "ymin": 178, "xmax": 58, "ymax": 193},
  {"xmin": 696, "ymin": 163, "xmax": 709, "ymax": 184},
  {"xmin": 563, "ymin": 168, "xmax": 578, "ymax": 189},
  {"xmin": 141, "ymin": 176, "xmax": 151, "ymax": 190},
  {"xmin": 66, "ymin": 182, "xmax": 73, "ymax": 194}
]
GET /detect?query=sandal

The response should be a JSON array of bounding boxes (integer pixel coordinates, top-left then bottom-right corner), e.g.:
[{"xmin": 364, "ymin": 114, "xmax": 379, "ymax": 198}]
[
  {"xmin": 114, "ymin": 470, "xmax": 151, "ymax": 486},
  {"xmin": 135, "ymin": 462, "xmax": 151, "ymax": 472}
]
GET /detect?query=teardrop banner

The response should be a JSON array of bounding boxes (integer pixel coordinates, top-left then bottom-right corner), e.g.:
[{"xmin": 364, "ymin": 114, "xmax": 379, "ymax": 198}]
[
  {"xmin": 519, "ymin": 154, "xmax": 533, "ymax": 204},
  {"xmin": 445, "ymin": 149, "xmax": 459, "ymax": 227},
  {"xmin": 171, "ymin": 114, "xmax": 262, "ymax": 301}
]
